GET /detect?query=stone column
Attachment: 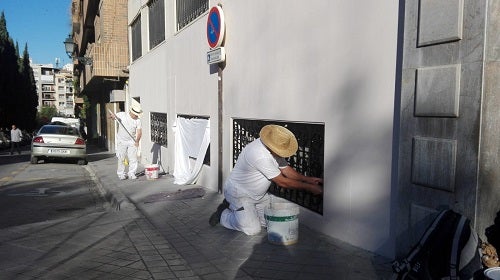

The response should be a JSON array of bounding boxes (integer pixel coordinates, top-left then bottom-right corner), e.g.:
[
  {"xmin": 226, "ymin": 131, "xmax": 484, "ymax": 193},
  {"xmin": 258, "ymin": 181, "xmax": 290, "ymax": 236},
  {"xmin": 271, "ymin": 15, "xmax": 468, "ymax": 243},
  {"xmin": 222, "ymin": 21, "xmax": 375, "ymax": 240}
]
[{"xmin": 396, "ymin": 0, "xmax": 500, "ymax": 255}]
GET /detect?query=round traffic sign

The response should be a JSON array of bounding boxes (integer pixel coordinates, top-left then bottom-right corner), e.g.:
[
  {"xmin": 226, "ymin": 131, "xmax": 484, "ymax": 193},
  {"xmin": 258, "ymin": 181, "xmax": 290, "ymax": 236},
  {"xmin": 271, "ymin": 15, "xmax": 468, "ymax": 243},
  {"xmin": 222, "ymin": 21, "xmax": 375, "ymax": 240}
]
[{"xmin": 207, "ymin": 6, "xmax": 225, "ymax": 49}]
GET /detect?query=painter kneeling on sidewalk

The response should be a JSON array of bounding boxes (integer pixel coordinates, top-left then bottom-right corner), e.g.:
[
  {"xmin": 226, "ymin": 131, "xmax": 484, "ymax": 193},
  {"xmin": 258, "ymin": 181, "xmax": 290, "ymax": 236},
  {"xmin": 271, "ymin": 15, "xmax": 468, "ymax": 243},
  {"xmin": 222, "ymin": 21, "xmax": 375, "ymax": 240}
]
[
  {"xmin": 109, "ymin": 103, "xmax": 143, "ymax": 180},
  {"xmin": 209, "ymin": 124, "xmax": 323, "ymax": 235}
]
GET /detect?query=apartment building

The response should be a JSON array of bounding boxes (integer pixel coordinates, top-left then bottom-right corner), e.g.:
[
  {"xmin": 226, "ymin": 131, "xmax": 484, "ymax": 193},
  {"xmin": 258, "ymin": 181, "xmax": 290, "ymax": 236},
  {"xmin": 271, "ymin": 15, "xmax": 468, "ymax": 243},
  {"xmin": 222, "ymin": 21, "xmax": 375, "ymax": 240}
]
[
  {"xmin": 127, "ymin": 0, "xmax": 398, "ymax": 257},
  {"xmin": 55, "ymin": 68, "xmax": 75, "ymax": 116},
  {"xmin": 125, "ymin": 0, "xmax": 500, "ymax": 259},
  {"xmin": 31, "ymin": 63, "xmax": 75, "ymax": 117},
  {"xmin": 62, "ymin": 0, "xmax": 500, "ymax": 259},
  {"xmin": 69, "ymin": 0, "xmax": 129, "ymax": 150},
  {"xmin": 31, "ymin": 63, "xmax": 56, "ymax": 109}
]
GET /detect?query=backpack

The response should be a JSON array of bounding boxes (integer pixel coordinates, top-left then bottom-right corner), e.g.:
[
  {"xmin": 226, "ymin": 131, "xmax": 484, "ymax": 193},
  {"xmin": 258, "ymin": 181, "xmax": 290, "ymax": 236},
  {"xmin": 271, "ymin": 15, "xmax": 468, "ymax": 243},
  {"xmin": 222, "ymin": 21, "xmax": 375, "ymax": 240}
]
[{"xmin": 392, "ymin": 209, "xmax": 483, "ymax": 280}]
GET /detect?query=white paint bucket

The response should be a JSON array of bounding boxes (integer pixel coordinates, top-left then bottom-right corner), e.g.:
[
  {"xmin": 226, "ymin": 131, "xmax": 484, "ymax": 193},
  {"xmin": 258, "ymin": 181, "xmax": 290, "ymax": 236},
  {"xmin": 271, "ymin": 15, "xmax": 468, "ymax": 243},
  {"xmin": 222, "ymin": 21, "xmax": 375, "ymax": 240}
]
[
  {"xmin": 145, "ymin": 164, "xmax": 159, "ymax": 180},
  {"xmin": 485, "ymin": 267, "xmax": 500, "ymax": 280},
  {"xmin": 264, "ymin": 202, "xmax": 299, "ymax": 245}
]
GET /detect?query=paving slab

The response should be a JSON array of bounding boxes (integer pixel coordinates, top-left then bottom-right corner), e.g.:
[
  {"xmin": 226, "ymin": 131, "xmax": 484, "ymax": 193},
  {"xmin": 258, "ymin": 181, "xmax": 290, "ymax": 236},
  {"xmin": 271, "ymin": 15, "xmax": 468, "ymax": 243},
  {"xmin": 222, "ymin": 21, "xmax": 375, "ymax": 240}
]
[{"xmin": 85, "ymin": 146, "xmax": 394, "ymax": 280}]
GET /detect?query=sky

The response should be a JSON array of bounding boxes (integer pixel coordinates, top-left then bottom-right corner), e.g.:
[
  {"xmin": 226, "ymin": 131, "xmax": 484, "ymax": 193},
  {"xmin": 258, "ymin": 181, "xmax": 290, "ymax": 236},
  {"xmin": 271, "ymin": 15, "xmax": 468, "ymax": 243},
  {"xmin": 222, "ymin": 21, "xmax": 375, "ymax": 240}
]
[{"xmin": 0, "ymin": 0, "xmax": 72, "ymax": 66}]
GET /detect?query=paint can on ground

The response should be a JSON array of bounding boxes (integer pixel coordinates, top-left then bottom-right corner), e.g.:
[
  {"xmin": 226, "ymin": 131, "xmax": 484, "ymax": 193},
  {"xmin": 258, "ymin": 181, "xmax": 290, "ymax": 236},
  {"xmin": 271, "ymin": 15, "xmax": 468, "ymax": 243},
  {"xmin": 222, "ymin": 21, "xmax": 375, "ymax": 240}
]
[
  {"xmin": 264, "ymin": 202, "xmax": 299, "ymax": 245},
  {"xmin": 485, "ymin": 267, "xmax": 500, "ymax": 280},
  {"xmin": 145, "ymin": 164, "xmax": 159, "ymax": 180}
]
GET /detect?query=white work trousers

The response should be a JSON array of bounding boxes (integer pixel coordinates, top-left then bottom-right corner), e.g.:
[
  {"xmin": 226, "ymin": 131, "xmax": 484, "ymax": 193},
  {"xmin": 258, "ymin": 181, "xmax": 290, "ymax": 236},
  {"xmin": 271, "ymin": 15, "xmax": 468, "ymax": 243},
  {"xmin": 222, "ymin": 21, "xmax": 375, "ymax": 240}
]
[
  {"xmin": 220, "ymin": 188, "xmax": 271, "ymax": 236},
  {"xmin": 116, "ymin": 142, "xmax": 138, "ymax": 177}
]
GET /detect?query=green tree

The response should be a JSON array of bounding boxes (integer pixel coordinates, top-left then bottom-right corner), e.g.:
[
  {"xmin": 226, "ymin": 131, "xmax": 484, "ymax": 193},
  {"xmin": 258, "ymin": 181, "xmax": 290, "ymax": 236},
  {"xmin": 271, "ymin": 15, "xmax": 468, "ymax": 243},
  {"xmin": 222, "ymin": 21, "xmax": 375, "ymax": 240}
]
[
  {"xmin": 19, "ymin": 44, "xmax": 38, "ymax": 130},
  {"xmin": 0, "ymin": 11, "xmax": 20, "ymax": 129},
  {"xmin": 36, "ymin": 106, "xmax": 58, "ymax": 126},
  {"xmin": 0, "ymin": 11, "xmax": 38, "ymax": 131}
]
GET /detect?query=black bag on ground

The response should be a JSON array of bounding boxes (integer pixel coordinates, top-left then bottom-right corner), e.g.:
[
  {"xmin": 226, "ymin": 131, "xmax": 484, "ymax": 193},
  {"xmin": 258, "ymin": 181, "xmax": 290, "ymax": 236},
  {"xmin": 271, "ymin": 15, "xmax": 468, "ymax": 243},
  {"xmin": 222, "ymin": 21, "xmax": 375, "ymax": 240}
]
[{"xmin": 392, "ymin": 209, "xmax": 482, "ymax": 280}]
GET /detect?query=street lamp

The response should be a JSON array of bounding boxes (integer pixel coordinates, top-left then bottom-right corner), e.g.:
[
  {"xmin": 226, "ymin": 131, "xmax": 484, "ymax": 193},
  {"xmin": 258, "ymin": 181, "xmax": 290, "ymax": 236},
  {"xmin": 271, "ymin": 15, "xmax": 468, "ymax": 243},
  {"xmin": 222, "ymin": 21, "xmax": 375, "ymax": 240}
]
[{"xmin": 63, "ymin": 34, "xmax": 93, "ymax": 65}]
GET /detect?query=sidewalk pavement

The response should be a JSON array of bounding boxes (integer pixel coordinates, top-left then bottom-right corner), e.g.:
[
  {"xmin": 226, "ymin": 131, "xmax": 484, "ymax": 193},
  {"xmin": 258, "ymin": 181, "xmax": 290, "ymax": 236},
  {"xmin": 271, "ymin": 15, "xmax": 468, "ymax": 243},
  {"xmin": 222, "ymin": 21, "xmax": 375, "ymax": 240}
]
[{"xmin": 85, "ymin": 145, "xmax": 394, "ymax": 280}]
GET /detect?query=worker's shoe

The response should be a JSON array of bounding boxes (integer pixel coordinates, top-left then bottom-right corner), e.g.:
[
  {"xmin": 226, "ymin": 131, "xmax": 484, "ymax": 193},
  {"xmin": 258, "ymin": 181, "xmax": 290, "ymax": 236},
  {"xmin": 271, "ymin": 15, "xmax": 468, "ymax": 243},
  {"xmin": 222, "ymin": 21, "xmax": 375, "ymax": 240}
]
[
  {"xmin": 209, "ymin": 199, "xmax": 230, "ymax": 226},
  {"xmin": 118, "ymin": 175, "xmax": 127, "ymax": 180}
]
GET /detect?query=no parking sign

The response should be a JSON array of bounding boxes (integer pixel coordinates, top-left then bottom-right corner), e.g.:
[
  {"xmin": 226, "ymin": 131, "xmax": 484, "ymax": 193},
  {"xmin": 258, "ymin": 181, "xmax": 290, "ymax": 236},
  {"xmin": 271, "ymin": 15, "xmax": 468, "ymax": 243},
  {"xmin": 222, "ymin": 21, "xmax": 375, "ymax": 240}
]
[{"xmin": 206, "ymin": 6, "xmax": 225, "ymax": 49}]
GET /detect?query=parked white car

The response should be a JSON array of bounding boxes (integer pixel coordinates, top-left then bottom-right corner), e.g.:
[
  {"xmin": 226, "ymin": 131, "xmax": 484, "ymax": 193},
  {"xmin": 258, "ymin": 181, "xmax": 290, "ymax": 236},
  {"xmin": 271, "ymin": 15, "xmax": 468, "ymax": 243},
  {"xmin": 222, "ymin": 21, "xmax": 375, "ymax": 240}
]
[{"xmin": 31, "ymin": 123, "xmax": 87, "ymax": 165}]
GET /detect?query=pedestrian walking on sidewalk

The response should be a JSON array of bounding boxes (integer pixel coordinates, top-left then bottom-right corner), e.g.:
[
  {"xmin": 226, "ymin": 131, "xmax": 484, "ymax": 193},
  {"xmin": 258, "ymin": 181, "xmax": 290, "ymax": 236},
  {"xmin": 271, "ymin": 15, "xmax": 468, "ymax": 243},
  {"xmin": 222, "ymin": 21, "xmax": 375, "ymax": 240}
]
[
  {"xmin": 10, "ymin": 124, "xmax": 22, "ymax": 155},
  {"xmin": 209, "ymin": 124, "xmax": 323, "ymax": 235},
  {"xmin": 109, "ymin": 103, "xmax": 142, "ymax": 180}
]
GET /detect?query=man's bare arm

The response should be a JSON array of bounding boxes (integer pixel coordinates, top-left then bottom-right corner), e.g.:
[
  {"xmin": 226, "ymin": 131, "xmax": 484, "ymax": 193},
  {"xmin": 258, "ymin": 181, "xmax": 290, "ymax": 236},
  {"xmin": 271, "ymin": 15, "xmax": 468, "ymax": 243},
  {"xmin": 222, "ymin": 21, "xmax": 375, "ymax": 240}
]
[{"xmin": 271, "ymin": 170, "xmax": 323, "ymax": 195}]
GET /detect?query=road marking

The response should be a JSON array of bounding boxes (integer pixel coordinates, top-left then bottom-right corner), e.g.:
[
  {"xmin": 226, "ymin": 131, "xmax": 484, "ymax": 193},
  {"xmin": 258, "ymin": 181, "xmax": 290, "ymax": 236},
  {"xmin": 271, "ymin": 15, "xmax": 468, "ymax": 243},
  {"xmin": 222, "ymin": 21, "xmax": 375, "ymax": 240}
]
[
  {"xmin": 1, "ymin": 177, "xmax": 51, "ymax": 189},
  {"xmin": 7, "ymin": 188, "xmax": 61, "ymax": 197},
  {"xmin": 0, "ymin": 163, "xmax": 36, "ymax": 187}
]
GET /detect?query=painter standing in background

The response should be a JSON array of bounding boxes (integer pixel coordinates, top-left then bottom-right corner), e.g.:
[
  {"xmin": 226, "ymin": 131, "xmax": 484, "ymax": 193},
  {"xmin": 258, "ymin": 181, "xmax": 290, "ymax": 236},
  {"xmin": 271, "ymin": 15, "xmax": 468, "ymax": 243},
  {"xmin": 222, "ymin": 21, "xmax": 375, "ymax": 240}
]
[{"xmin": 109, "ymin": 103, "xmax": 142, "ymax": 180}]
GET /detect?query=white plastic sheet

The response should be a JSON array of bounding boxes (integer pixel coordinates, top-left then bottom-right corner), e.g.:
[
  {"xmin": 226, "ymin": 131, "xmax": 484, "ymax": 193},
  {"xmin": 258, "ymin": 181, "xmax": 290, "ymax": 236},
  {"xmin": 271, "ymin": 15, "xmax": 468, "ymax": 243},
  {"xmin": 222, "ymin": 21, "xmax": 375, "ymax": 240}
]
[{"xmin": 172, "ymin": 117, "xmax": 210, "ymax": 185}]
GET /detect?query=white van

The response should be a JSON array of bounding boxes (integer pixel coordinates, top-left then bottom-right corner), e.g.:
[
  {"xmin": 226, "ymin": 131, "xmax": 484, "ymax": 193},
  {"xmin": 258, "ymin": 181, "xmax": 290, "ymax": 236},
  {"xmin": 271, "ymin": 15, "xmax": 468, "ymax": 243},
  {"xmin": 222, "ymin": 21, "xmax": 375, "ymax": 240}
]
[{"xmin": 50, "ymin": 117, "xmax": 81, "ymax": 128}]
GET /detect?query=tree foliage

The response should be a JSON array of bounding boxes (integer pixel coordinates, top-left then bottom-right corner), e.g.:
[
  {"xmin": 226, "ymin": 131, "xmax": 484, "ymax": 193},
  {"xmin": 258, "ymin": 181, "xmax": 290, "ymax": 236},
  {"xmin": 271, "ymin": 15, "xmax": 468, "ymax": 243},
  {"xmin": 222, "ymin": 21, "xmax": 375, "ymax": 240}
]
[
  {"xmin": 36, "ymin": 106, "xmax": 58, "ymax": 126},
  {"xmin": 0, "ymin": 11, "xmax": 38, "ymax": 130}
]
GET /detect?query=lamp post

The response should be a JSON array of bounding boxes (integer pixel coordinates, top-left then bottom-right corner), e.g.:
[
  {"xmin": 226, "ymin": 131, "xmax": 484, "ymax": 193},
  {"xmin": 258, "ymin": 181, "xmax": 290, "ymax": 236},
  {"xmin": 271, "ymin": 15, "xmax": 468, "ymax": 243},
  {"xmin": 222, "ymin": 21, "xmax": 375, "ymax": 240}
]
[{"xmin": 63, "ymin": 35, "xmax": 93, "ymax": 65}]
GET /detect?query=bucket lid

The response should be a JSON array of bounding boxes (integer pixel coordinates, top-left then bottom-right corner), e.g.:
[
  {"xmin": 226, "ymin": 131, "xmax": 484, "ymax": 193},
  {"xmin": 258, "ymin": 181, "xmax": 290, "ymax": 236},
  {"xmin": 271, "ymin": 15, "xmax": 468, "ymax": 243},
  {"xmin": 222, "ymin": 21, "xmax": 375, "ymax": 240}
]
[
  {"xmin": 265, "ymin": 202, "xmax": 299, "ymax": 215},
  {"xmin": 485, "ymin": 267, "xmax": 500, "ymax": 280}
]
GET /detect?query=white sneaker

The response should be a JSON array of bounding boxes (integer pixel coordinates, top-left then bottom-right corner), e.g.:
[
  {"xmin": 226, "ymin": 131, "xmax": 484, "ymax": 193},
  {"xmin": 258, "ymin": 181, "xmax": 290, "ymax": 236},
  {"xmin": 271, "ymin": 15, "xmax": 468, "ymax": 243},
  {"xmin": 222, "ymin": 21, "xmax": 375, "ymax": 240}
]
[
  {"xmin": 118, "ymin": 175, "xmax": 127, "ymax": 180},
  {"xmin": 129, "ymin": 175, "xmax": 137, "ymax": 180}
]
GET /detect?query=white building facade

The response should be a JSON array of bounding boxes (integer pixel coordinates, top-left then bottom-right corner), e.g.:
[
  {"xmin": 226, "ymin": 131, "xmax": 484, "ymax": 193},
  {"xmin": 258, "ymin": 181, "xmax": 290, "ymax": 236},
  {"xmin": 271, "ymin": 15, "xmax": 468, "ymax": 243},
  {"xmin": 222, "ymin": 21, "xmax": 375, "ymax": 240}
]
[
  {"xmin": 32, "ymin": 63, "xmax": 57, "ymax": 109},
  {"xmin": 55, "ymin": 69, "xmax": 75, "ymax": 117},
  {"xmin": 31, "ymin": 63, "xmax": 75, "ymax": 117},
  {"xmin": 128, "ymin": 0, "xmax": 399, "ymax": 257}
]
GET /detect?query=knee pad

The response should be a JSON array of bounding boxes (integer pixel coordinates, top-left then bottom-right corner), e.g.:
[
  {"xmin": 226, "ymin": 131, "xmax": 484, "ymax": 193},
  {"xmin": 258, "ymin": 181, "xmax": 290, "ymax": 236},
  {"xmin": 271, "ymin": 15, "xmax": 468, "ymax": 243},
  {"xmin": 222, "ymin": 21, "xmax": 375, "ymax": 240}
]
[{"xmin": 241, "ymin": 220, "xmax": 262, "ymax": 235}]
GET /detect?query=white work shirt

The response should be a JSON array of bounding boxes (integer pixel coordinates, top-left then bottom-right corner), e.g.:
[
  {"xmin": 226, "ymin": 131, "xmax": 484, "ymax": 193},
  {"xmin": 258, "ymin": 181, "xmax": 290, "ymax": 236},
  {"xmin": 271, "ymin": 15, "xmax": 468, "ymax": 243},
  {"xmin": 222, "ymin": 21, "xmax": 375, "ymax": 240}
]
[
  {"xmin": 10, "ymin": 128, "xmax": 22, "ymax": 142},
  {"xmin": 226, "ymin": 138, "xmax": 288, "ymax": 200},
  {"xmin": 115, "ymin": 111, "xmax": 141, "ymax": 144}
]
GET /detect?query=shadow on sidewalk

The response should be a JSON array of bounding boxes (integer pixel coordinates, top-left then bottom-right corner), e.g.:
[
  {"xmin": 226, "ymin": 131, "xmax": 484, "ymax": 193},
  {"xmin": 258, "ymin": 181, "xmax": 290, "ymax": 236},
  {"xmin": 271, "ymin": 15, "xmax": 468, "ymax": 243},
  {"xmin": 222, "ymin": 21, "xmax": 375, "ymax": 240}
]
[
  {"xmin": 86, "ymin": 144, "xmax": 115, "ymax": 163},
  {"xmin": 235, "ymin": 231, "xmax": 392, "ymax": 279},
  {"xmin": 87, "ymin": 153, "xmax": 115, "ymax": 163}
]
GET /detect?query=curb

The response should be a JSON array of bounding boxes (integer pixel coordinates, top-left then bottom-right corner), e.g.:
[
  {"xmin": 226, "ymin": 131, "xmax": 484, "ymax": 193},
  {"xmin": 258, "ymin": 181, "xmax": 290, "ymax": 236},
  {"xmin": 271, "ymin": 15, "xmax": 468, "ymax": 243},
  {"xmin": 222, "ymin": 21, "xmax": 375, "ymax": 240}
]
[{"xmin": 85, "ymin": 164, "xmax": 136, "ymax": 211}]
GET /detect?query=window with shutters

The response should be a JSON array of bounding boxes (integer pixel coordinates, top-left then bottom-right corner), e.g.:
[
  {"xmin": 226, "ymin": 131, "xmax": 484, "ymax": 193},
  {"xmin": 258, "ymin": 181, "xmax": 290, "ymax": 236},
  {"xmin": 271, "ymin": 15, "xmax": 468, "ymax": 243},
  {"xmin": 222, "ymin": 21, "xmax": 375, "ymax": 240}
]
[
  {"xmin": 148, "ymin": 0, "xmax": 165, "ymax": 49},
  {"xmin": 131, "ymin": 15, "xmax": 142, "ymax": 61},
  {"xmin": 176, "ymin": 0, "xmax": 208, "ymax": 31}
]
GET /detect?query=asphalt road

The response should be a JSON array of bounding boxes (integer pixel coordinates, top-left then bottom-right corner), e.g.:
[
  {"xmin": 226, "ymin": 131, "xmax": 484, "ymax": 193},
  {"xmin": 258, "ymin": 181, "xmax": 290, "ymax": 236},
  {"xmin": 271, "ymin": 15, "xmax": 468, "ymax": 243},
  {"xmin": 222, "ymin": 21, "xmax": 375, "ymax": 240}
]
[{"xmin": 0, "ymin": 149, "xmax": 106, "ymax": 229}]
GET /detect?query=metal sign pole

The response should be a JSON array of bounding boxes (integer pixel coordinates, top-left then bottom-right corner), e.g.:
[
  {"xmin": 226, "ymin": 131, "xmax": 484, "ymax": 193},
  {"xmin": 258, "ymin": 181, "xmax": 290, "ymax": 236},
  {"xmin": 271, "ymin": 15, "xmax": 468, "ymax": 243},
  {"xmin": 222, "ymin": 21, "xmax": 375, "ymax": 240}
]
[{"xmin": 217, "ymin": 65, "xmax": 223, "ymax": 194}]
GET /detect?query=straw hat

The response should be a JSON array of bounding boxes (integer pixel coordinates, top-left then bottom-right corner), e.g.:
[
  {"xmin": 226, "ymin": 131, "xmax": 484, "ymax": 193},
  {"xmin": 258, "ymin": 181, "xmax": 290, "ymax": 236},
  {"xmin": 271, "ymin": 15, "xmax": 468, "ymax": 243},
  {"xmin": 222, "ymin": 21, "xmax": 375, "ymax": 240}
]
[
  {"xmin": 259, "ymin": 125, "xmax": 298, "ymax": 158},
  {"xmin": 129, "ymin": 102, "xmax": 143, "ymax": 117}
]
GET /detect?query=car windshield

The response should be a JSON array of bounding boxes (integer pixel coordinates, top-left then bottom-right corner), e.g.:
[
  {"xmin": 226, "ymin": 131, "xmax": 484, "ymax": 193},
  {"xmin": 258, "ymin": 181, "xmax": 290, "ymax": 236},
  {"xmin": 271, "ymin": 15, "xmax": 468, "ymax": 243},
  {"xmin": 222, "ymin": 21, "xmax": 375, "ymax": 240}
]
[{"xmin": 39, "ymin": 125, "xmax": 79, "ymax": 136}]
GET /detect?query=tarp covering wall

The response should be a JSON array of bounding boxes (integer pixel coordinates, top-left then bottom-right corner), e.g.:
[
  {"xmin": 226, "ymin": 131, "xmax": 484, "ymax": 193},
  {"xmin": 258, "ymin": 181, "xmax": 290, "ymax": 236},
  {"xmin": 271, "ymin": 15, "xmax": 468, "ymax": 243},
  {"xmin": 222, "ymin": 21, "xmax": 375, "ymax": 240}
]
[{"xmin": 172, "ymin": 117, "xmax": 210, "ymax": 185}]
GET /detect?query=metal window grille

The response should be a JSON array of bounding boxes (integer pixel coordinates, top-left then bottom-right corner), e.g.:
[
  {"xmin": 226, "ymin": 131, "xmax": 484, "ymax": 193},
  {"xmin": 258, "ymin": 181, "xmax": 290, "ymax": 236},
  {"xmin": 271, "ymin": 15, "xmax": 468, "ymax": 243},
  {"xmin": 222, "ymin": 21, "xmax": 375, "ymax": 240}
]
[
  {"xmin": 176, "ymin": 0, "xmax": 208, "ymax": 31},
  {"xmin": 233, "ymin": 119, "xmax": 325, "ymax": 215},
  {"xmin": 131, "ymin": 16, "xmax": 142, "ymax": 61},
  {"xmin": 151, "ymin": 112, "xmax": 168, "ymax": 147},
  {"xmin": 148, "ymin": 0, "xmax": 165, "ymax": 49}
]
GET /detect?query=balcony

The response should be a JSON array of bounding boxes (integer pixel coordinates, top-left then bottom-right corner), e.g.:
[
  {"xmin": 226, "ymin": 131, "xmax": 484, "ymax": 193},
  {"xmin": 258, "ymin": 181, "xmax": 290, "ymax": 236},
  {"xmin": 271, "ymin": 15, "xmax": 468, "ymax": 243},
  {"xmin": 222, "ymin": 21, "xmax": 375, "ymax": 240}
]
[
  {"xmin": 80, "ymin": 42, "xmax": 129, "ymax": 94},
  {"xmin": 74, "ymin": 97, "xmax": 84, "ymax": 104},
  {"xmin": 71, "ymin": 0, "xmax": 100, "ymax": 59},
  {"xmin": 42, "ymin": 101, "xmax": 55, "ymax": 107},
  {"xmin": 42, "ymin": 86, "xmax": 55, "ymax": 92},
  {"xmin": 41, "ymin": 75, "xmax": 54, "ymax": 84},
  {"xmin": 42, "ymin": 93, "xmax": 55, "ymax": 100}
]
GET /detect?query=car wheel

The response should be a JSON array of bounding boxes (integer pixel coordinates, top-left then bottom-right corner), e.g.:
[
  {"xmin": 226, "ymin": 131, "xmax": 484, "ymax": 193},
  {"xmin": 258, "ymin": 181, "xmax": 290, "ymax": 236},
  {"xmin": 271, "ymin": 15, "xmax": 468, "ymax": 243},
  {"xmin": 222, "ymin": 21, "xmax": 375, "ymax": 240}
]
[
  {"xmin": 30, "ymin": 156, "xmax": 38, "ymax": 164},
  {"xmin": 77, "ymin": 159, "xmax": 87, "ymax": 165}
]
